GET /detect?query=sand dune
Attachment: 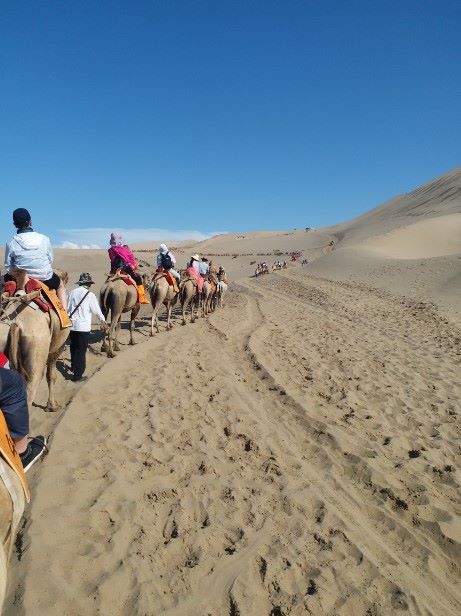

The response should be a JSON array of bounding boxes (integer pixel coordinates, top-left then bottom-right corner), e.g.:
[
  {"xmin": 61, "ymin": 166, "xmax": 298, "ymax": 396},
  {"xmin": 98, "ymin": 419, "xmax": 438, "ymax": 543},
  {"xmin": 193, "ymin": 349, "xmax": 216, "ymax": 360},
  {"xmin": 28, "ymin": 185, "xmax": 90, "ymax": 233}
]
[{"xmin": 3, "ymin": 167, "xmax": 461, "ymax": 614}]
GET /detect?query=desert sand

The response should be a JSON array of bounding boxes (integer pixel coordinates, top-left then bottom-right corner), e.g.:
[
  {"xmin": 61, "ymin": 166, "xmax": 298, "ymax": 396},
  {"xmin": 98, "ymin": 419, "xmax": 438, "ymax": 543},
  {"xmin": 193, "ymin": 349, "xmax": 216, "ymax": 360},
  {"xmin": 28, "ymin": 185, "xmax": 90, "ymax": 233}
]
[{"xmin": 3, "ymin": 168, "xmax": 461, "ymax": 615}]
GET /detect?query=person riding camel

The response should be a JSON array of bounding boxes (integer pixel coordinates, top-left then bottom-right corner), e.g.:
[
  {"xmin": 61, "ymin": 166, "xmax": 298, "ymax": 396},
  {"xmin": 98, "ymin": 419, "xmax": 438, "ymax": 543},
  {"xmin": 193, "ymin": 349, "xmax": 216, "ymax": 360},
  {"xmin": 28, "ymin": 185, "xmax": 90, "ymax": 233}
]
[
  {"xmin": 208, "ymin": 260, "xmax": 219, "ymax": 286},
  {"xmin": 199, "ymin": 257, "xmax": 210, "ymax": 279},
  {"xmin": 108, "ymin": 233, "xmax": 148, "ymax": 304},
  {"xmin": 186, "ymin": 254, "xmax": 204, "ymax": 292},
  {"xmin": 4, "ymin": 208, "xmax": 68, "ymax": 308},
  {"xmin": 156, "ymin": 244, "xmax": 181, "ymax": 287}
]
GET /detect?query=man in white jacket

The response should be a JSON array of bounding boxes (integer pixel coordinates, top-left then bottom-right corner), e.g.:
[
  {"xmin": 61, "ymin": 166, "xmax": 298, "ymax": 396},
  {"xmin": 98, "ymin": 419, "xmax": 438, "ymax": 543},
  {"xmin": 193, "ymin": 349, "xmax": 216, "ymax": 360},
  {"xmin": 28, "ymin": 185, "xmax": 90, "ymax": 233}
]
[
  {"xmin": 4, "ymin": 208, "xmax": 67, "ymax": 307},
  {"xmin": 67, "ymin": 273, "xmax": 108, "ymax": 382}
]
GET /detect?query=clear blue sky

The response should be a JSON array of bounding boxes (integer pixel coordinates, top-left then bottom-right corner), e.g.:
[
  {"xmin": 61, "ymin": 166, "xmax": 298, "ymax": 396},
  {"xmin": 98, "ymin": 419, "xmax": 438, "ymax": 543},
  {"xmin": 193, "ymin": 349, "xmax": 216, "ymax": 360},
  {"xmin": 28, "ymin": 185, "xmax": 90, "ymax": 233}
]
[{"xmin": 1, "ymin": 0, "xmax": 460, "ymax": 247}]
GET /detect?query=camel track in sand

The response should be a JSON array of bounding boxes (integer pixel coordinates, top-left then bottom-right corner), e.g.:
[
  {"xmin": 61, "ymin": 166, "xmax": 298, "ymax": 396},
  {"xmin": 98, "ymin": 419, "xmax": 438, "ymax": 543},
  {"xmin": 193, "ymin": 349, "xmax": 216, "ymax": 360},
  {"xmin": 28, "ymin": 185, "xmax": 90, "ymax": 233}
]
[{"xmin": 6, "ymin": 271, "xmax": 461, "ymax": 615}]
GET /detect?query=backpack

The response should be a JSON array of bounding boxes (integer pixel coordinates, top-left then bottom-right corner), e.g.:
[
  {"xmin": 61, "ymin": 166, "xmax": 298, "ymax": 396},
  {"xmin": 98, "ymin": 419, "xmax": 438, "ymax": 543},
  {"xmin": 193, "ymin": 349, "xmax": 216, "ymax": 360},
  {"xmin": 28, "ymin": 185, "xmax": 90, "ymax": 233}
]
[{"xmin": 161, "ymin": 252, "xmax": 173, "ymax": 270}]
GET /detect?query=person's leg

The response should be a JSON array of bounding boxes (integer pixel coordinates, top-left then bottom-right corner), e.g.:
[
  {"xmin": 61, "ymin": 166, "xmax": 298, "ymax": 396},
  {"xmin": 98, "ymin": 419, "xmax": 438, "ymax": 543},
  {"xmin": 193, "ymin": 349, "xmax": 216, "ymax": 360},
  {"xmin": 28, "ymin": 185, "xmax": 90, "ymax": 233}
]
[
  {"xmin": 72, "ymin": 331, "xmax": 88, "ymax": 381},
  {"xmin": 44, "ymin": 272, "xmax": 67, "ymax": 309},
  {"xmin": 0, "ymin": 368, "xmax": 29, "ymax": 451},
  {"xmin": 127, "ymin": 269, "xmax": 149, "ymax": 304},
  {"xmin": 57, "ymin": 282, "xmax": 67, "ymax": 310},
  {"xmin": 80, "ymin": 331, "xmax": 90, "ymax": 377},
  {"xmin": 0, "ymin": 368, "xmax": 46, "ymax": 470},
  {"xmin": 170, "ymin": 268, "xmax": 181, "ymax": 283},
  {"xmin": 69, "ymin": 330, "xmax": 77, "ymax": 373}
]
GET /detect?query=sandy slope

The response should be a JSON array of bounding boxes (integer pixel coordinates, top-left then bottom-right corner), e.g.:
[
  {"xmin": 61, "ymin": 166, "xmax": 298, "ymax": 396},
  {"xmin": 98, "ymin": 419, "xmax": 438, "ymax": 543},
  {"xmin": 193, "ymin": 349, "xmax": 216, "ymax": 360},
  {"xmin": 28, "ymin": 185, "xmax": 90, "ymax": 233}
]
[{"xmin": 2, "ymin": 166, "xmax": 461, "ymax": 614}]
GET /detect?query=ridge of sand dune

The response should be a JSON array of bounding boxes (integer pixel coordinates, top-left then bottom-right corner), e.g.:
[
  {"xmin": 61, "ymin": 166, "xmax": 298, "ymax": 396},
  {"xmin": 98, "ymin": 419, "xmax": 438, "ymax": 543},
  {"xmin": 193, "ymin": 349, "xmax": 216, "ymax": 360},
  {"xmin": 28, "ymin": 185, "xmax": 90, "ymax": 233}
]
[
  {"xmin": 356, "ymin": 213, "xmax": 461, "ymax": 259},
  {"xmin": 6, "ymin": 270, "xmax": 461, "ymax": 615},
  {"xmin": 329, "ymin": 166, "xmax": 461, "ymax": 245}
]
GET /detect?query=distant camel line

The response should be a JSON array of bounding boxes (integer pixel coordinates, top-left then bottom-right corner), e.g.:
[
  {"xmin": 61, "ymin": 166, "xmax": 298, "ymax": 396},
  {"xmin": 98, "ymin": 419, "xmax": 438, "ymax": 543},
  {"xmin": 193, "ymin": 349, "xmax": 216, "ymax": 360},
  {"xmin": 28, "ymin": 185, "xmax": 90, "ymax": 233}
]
[{"xmin": 135, "ymin": 250, "xmax": 305, "ymax": 257}]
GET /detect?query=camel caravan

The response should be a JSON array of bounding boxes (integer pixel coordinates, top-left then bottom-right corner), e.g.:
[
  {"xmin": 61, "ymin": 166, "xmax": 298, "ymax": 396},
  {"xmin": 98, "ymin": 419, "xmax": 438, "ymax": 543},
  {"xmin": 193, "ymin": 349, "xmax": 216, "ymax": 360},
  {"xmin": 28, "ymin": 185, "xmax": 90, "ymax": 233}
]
[{"xmin": 0, "ymin": 210, "xmax": 228, "ymax": 607}]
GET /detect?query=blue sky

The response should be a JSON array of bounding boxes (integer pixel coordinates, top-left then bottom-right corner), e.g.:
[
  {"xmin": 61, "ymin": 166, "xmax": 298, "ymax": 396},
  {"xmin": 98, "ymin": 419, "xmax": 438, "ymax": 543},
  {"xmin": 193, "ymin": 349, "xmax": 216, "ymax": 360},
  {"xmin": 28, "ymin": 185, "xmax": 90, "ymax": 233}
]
[{"xmin": 1, "ymin": 1, "xmax": 460, "ymax": 247}]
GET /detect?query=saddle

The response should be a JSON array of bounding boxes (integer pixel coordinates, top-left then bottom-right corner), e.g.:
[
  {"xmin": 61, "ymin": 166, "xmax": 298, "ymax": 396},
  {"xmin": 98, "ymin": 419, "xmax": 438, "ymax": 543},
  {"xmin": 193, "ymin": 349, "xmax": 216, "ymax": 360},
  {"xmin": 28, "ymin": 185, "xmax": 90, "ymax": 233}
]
[
  {"xmin": 107, "ymin": 270, "xmax": 136, "ymax": 286},
  {"xmin": 2, "ymin": 277, "xmax": 71, "ymax": 328}
]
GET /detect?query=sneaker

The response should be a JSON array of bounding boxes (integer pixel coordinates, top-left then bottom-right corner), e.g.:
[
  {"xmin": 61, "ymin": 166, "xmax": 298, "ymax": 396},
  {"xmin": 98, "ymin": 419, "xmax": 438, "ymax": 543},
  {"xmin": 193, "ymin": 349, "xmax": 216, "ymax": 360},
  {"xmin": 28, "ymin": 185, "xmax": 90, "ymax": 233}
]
[
  {"xmin": 20, "ymin": 435, "xmax": 48, "ymax": 472},
  {"xmin": 71, "ymin": 376, "xmax": 88, "ymax": 383}
]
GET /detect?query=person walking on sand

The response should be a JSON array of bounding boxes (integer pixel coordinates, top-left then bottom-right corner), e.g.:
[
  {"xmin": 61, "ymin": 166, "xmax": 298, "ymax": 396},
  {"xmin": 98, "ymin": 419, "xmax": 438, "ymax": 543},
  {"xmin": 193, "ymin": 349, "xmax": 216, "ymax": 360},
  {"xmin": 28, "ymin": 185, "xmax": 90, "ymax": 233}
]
[{"xmin": 67, "ymin": 273, "xmax": 108, "ymax": 383}]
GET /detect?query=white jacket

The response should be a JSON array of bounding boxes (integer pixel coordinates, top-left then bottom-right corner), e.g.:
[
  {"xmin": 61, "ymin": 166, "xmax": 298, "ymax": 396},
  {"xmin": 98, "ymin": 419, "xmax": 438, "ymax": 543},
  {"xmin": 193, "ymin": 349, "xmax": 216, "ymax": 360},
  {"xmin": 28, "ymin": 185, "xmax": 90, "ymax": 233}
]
[
  {"xmin": 4, "ymin": 230, "xmax": 54, "ymax": 280},
  {"xmin": 68, "ymin": 286, "xmax": 106, "ymax": 332}
]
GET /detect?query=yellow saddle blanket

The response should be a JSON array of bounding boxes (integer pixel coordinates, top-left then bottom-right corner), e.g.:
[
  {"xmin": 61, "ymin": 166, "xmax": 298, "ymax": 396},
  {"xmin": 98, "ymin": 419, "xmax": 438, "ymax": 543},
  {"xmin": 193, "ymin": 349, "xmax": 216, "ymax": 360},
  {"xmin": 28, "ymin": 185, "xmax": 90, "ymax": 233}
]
[{"xmin": 40, "ymin": 284, "xmax": 72, "ymax": 329}]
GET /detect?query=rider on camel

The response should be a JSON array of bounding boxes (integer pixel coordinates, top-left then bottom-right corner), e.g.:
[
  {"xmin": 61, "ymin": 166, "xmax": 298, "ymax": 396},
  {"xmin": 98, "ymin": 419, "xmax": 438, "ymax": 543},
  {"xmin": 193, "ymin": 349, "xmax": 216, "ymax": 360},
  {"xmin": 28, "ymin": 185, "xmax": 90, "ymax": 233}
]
[
  {"xmin": 186, "ymin": 254, "xmax": 204, "ymax": 292},
  {"xmin": 199, "ymin": 257, "xmax": 210, "ymax": 278},
  {"xmin": 108, "ymin": 233, "xmax": 148, "ymax": 304},
  {"xmin": 4, "ymin": 208, "xmax": 68, "ymax": 308},
  {"xmin": 156, "ymin": 244, "xmax": 181, "ymax": 286}
]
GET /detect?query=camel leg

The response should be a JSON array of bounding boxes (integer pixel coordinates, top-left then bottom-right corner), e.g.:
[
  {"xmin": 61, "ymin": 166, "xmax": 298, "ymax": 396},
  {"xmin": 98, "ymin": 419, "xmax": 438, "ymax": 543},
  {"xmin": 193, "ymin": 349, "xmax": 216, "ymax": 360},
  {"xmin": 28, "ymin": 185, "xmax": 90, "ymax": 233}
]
[
  {"xmin": 107, "ymin": 316, "xmax": 119, "ymax": 357},
  {"xmin": 166, "ymin": 303, "xmax": 174, "ymax": 330},
  {"xmin": 150, "ymin": 309, "xmax": 157, "ymax": 336},
  {"xmin": 129, "ymin": 304, "xmax": 140, "ymax": 345},
  {"xmin": 114, "ymin": 320, "xmax": 122, "ymax": 351},
  {"xmin": 101, "ymin": 306, "xmax": 109, "ymax": 352},
  {"xmin": 181, "ymin": 296, "xmax": 187, "ymax": 325},
  {"xmin": 45, "ymin": 354, "xmax": 60, "ymax": 411}
]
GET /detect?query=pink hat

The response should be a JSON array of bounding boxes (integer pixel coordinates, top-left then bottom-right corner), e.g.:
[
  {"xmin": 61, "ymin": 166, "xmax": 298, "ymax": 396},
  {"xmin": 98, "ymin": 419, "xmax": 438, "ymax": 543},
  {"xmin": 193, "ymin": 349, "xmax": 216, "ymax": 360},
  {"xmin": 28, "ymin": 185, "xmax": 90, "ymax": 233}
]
[{"xmin": 110, "ymin": 233, "xmax": 124, "ymax": 246}]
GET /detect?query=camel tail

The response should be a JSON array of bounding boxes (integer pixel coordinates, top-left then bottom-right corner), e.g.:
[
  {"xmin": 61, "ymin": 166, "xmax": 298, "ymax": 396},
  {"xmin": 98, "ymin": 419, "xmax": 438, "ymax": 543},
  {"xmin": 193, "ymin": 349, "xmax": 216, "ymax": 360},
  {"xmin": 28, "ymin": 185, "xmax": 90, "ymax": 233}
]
[
  {"xmin": 7, "ymin": 323, "xmax": 29, "ymax": 382},
  {"xmin": 101, "ymin": 286, "xmax": 111, "ymax": 319}
]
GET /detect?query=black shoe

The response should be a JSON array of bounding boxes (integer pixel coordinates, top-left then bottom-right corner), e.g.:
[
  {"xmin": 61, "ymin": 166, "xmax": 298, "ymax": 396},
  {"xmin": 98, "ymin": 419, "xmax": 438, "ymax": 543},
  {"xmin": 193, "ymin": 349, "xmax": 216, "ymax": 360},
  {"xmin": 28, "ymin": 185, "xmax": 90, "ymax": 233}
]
[
  {"xmin": 71, "ymin": 376, "xmax": 88, "ymax": 383},
  {"xmin": 20, "ymin": 436, "xmax": 48, "ymax": 472}
]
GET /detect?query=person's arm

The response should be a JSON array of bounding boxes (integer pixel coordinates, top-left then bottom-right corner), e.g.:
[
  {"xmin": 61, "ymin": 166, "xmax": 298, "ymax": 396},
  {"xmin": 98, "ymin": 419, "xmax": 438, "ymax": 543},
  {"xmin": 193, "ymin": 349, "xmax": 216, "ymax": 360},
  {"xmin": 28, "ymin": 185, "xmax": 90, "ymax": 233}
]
[
  {"xmin": 4, "ymin": 242, "xmax": 13, "ymax": 270},
  {"xmin": 89, "ymin": 293, "xmax": 107, "ymax": 324},
  {"xmin": 126, "ymin": 246, "xmax": 137, "ymax": 270},
  {"xmin": 170, "ymin": 252, "xmax": 176, "ymax": 265},
  {"xmin": 46, "ymin": 236, "xmax": 54, "ymax": 265}
]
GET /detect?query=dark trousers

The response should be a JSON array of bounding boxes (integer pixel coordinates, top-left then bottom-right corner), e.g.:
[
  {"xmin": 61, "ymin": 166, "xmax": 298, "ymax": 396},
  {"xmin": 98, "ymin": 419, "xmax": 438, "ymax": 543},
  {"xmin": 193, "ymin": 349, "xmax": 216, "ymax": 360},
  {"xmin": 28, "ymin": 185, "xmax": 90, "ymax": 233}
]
[
  {"xmin": 0, "ymin": 368, "xmax": 29, "ymax": 439},
  {"xmin": 70, "ymin": 331, "xmax": 90, "ymax": 379}
]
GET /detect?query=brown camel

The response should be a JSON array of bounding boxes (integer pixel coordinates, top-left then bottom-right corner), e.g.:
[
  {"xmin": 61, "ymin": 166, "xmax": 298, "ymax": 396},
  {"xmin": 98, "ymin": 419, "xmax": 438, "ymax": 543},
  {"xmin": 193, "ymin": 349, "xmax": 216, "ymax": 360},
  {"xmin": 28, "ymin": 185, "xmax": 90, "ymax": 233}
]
[
  {"xmin": 0, "ymin": 459, "xmax": 25, "ymax": 609},
  {"xmin": 0, "ymin": 291, "xmax": 70, "ymax": 411},
  {"xmin": 201, "ymin": 280, "xmax": 218, "ymax": 316},
  {"xmin": 180, "ymin": 279, "xmax": 198, "ymax": 325},
  {"xmin": 200, "ymin": 280, "xmax": 211, "ymax": 317},
  {"xmin": 100, "ymin": 277, "xmax": 140, "ymax": 358},
  {"xmin": 150, "ymin": 274, "xmax": 179, "ymax": 335}
]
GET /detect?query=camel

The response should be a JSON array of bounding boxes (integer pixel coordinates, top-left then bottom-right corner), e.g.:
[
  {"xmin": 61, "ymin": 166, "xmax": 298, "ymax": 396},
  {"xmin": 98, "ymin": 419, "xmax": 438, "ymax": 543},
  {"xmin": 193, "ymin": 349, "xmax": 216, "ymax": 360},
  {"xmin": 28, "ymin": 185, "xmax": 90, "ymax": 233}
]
[
  {"xmin": 200, "ymin": 280, "xmax": 213, "ymax": 317},
  {"xmin": 180, "ymin": 279, "xmax": 198, "ymax": 325},
  {"xmin": 150, "ymin": 274, "xmax": 179, "ymax": 335},
  {"xmin": 0, "ymin": 458, "xmax": 25, "ymax": 609},
  {"xmin": 216, "ymin": 281, "xmax": 228, "ymax": 308},
  {"xmin": 100, "ymin": 276, "xmax": 140, "ymax": 358},
  {"xmin": 0, "ymin": 290, "xmax": 70, "ymax": 411}
]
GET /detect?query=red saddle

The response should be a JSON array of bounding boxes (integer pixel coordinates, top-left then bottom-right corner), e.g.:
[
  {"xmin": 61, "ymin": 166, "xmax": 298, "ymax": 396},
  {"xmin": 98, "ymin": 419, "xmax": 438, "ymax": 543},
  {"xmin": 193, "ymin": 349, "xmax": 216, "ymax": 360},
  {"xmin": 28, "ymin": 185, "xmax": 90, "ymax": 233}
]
[{"xmin": 3, "ymin": 279, "xmax": 50, "ymax": 312}]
